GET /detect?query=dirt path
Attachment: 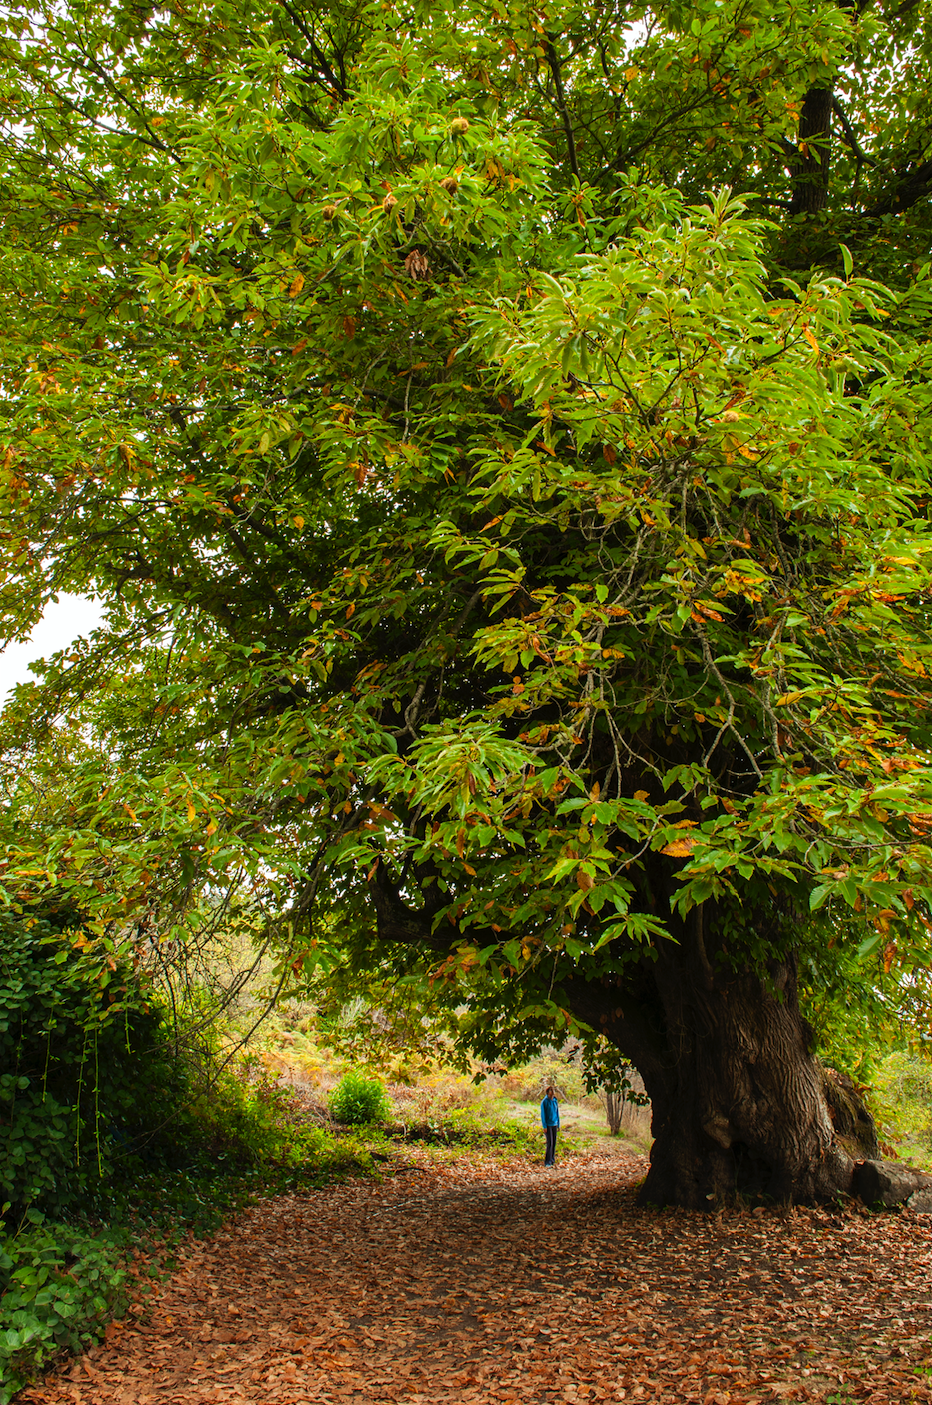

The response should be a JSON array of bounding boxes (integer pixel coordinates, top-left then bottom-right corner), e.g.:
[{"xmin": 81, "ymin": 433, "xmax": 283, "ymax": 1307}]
[{"xmin": 20, "ymin": 1151, "xmax": 932, "ymax": 1404}]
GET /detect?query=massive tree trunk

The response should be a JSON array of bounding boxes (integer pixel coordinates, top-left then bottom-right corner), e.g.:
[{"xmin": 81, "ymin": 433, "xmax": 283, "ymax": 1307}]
[
  {"xmin": 788, "ymin": 85, "xmax": 833, "ymax": 217},
  {"xmin": 564, "ymin": 905, "xmax": 879, "ymax": 1209},
  {"xmin": 372, "ymin": 868, "xmax": 879, "ymax": 1209}
]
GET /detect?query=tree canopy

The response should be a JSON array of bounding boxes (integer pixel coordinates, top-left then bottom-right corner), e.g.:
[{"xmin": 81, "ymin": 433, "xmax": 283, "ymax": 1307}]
[{"xmin": 2, "ymin": 0, "xmax": 932, "ymax": 1205}]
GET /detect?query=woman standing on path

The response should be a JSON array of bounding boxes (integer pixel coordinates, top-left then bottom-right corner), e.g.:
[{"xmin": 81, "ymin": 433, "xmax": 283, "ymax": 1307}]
[{"xmin": 541, "ymin": 1084, "xmax": 560, "ymax": 1167}]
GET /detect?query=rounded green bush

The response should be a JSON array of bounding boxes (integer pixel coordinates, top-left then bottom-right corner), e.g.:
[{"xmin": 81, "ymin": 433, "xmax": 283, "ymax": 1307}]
[{"xmin": 328, "ymin": 1072, "xmax": 390, "ymax": 1126}]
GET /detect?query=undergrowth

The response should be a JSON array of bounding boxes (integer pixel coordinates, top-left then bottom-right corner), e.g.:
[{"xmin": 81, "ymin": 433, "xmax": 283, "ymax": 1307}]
[
  {"xmin": 869, "ymin": 1050, "xmax": 932, "ymax": 1171},
  {"xmin": 0, "ymin": 913, "xmax": 380, "ymax": 1403},
  {"xmin": 0, "ymin": 1217, "xmax": 135, "ymax": 1402},
  {"xmin": 390, "ymin": 1106, "xmax": 541, "ymax": 1154},
  {"xmin": 0, "ymin": 1071, "xmax": 379, "ymax": 1403}
]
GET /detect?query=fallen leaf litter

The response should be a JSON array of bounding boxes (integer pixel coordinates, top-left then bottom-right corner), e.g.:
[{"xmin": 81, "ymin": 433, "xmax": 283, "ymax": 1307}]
[{"xmin": 18, "ymin": 1150, "xmax": 932, "ymax": 1404}]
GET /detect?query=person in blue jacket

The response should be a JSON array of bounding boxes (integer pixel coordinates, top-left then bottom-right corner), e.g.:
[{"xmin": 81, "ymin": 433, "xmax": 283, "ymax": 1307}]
[{"xmin": 540, "ymin": 1084, "xmax": 560, "ymax": 1167}]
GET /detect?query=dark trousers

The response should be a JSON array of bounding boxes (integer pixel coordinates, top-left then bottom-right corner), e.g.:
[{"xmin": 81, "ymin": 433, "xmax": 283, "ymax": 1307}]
[{"xmin": 544, "ymin": 1125, "xmax": 558, "ymax": 1165}]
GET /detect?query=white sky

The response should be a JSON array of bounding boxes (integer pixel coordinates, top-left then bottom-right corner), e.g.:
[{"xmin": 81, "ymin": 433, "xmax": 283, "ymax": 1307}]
[{"xmin": 0, "ymin": 594, "xmax": 106, "ymax": 705}]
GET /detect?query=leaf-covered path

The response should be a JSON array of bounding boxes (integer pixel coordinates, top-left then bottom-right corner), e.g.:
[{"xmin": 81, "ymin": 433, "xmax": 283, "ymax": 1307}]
[{"xmin": 20, "ymin": 1151, "xmax": 932, "ymax": 1404}]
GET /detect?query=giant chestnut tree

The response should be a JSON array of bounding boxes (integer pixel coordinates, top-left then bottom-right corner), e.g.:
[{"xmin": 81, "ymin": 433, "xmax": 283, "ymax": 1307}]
[{"xmin": 2, "ymin": 0, "xmax": 932, "ymax": 1205}]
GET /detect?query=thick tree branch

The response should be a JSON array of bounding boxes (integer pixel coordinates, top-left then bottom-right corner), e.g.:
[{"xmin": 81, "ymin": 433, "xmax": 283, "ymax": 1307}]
[
  {"xmin": 278, "ymin": 0, "xmax": 349, "ymax": 98},
  {"xmin": 543, "ymin": 35, "xmax": 580, "ymax": 183},
  {"xmin": 866, "ymin": 152, "xmax": 932, "ymax": 217},
  {"xmin": 789, "ymin": 86, "xmax": 833, "ymax": 216},
  {"xmin": 832, "ymin": 96, "xmax": 877, "ymax": 169},
  {"xmin": 370, "ymin": 868, "xmax": 458, "ymax": 951}
]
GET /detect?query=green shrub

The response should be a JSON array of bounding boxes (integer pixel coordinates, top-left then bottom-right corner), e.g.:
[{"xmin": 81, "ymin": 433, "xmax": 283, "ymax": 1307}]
[
  {"xmin": 444, "ymin": 1108, "xmax": 539, "ymax": 1154},
  {"xmin": 189, "ymin": 1069, "xmax": 332, "ymax": 1169},
  {"xmin": 328, "ymin": 1071, "xmax": 390, "ymax": 1125},
  {"xmin": 0, "ymin": 1209, "xmax": 133, "ymax": 1405},
  {"xmin": 870, "ymin": 1049, "xmax": 932, "ymax": 1169}
]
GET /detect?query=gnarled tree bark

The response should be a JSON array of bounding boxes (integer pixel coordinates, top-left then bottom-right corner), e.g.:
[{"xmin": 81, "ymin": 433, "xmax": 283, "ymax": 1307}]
[
  {"xmin": 788, "ymin": 86, "xmax": 833, "ymax": 216},
  {"xmin": 563, "ymin": 902, "xmax": 879, "ymax": 1208}
]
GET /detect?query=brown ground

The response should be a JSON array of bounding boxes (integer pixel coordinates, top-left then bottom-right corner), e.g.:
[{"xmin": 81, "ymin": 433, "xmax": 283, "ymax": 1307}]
[{"xmin": 18, "ymin": 1150, "xmax": 932, "ymax": 1404}]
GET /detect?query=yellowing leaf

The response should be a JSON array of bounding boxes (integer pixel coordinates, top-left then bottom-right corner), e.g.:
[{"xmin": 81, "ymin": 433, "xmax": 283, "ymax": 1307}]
[
  {"xmin": 186, "ymin": 799, "xmax": 196, "ymax": 823},
  {"xmin": 634, "ymin": 789, "xmax": 650, "ymax": 802},
  {"xmin": 803, "ymin": 326, "xmax": 819, "ymax": 353},
  {"xmin": 661, "ymin": 837, "xmax": 697, "ymax": 857},
  {"xmin": 288, "ymin": 272, "xmax": 305, "ymax": 297},
  {"xmin": 775, "ymin": 691, "xmax": 804, "ymax": 705}
]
